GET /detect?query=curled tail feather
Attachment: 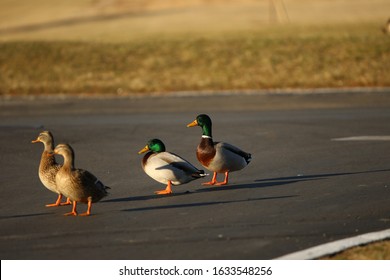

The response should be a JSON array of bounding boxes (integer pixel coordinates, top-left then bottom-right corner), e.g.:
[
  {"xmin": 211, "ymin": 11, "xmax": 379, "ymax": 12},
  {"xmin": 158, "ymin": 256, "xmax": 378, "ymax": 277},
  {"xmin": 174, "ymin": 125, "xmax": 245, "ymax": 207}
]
[{"xmin": 245, "ymin": 153, "xmax": 252, "ymax": 164}]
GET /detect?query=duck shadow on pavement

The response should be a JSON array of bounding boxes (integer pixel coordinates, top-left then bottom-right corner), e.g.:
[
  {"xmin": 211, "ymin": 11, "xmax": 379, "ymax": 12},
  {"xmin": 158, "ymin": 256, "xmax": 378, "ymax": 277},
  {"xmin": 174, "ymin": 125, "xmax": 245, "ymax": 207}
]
[{"xmin": 102, "ymin": 168, "xmax": 390, "ymax": 206}]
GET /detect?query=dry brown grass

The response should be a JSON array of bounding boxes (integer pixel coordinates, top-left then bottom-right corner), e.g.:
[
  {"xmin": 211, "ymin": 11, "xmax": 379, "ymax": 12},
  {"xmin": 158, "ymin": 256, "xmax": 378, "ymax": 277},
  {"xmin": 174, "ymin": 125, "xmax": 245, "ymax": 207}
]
[
  {"xmin": 0, "ymin": 1, "xmax": 389, "ymax": 95},
  {"xmin": 1, "ymin": 25, "xmax": 389, "ymax": 95},
  {"xmin": 321, "ymin": 240, "xmax": 390, "ymax": 260}
]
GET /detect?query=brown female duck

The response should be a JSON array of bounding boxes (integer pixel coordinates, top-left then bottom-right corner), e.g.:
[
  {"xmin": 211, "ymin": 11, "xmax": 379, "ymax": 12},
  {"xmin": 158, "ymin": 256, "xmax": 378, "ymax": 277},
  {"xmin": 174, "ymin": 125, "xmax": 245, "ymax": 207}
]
[
  {"xmin": 52, "ymin": 143, "xmax": 109, "ymax": 216},
  {"xmin": 32, "ymin": 131, "xmax": 71, "ymax": 207}
]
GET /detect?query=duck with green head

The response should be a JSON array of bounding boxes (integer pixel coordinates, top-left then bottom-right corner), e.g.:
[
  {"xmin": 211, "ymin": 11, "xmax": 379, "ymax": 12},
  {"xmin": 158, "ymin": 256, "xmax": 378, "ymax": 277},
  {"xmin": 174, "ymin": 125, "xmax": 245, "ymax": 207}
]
[
  {"xmin": 187, "ymin": 114, "xmax": 251, "ymax": 186},
  {"xmin": 138, "ymin": 139, "xmax": 207, "ymax": 195}
]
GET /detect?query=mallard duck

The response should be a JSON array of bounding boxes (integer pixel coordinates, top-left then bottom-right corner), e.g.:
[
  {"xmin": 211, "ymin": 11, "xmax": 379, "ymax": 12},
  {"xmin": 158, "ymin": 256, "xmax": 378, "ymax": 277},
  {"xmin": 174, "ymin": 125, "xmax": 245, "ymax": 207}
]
[
  {"xmin": 52, "ymin": 143, "xmax": 109, "ymax": 216},
  {"xmin": 187, "ymin": 114, "xmax": 251, "ymax": 185},
  {"xmin": 32, "ymin": 131, "xmax": 71, "ymax": 207},
  {"xmin": 138, "ymin": 139, "xmax": 207, "ymax": 195}
]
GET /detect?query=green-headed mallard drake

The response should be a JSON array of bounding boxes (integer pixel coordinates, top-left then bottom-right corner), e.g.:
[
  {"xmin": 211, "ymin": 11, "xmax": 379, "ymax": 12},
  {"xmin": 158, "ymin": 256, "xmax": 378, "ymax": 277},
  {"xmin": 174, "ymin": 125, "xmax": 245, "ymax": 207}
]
[
  {"xmin": 187, "ymin": 114, "xmax": 251, "ymax": 186},
  {"xmin": 138, "ymin": 139, "xmax": 207, "ymax": 195},
  {"xmin": 52, "ymin": 143, "xmax": 109, "ymax": 216},
  {"xmin": 32, "ymin": 131, "xmax": 71, "ymax": 207}
]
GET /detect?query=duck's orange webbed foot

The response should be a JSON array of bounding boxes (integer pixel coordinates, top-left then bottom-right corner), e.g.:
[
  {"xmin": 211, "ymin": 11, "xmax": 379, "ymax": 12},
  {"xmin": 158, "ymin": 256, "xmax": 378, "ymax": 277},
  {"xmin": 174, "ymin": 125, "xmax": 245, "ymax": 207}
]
[
  {"xmin": 46, "ymin": 194, "xmax": 63, "ymax": 207},
  {"xmin": 155, "ymin": 181, "xmax": 173, "ymax": 195},
  {"xmin": 79, "ymin": 212, "xmax": 91, "ymax": 216},
  {"xmin": 202, "ymin": 172, "xmax": 218, "ymax": 186},
  {"xmin": 155, "ymin": 189, "xmax": 173, "ymax": 195},
  {"xmin": 60, "ymin": 197, "xmax": 72, "ymax": 206},
  {"xmin": 64, "ymin": 211, "xmax": 78, "ymax": 216},
  {"xmin": 79, "ymin": 201, "xmax": 92, "ymax": 216},
  {"xmin": 64, "ymin": 201, "xmax": 78, "ymax": 216},
  {"xmin": 214, "ymin": 172, "xmax": 229, "ymax": 186},
  {"xmin": 46, "ymin": 202, "xmax": 60, "ymax": 207}
]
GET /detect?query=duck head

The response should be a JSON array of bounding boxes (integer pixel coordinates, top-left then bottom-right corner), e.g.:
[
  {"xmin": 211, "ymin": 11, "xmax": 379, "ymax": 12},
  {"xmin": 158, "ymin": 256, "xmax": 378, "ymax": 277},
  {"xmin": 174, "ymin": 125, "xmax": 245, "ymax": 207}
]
[
  {"xmin": 187, "ymin": 114, "xmax": 212, "ymax": 138},
  {"xmin": 53, "ymin": 143, "xmax": 75, "ymax": 167},
  {"xmin": 32, "ymin": 131, "xmax": 54, "ymax": 144},
  {"xmin": 138, "ymin": 139, "xmax": 166, "ymax": 154},
  {"xmin": 32, "ymin": 131, "xmax": 55, "ymax": 151},
  {"xmin": 54, "ymin": 143, "xmax": 74, "ymax": 156}
]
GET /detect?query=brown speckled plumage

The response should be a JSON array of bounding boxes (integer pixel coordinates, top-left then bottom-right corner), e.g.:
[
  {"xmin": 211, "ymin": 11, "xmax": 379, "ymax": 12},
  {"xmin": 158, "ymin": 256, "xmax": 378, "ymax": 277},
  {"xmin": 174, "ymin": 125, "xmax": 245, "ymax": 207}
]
[
  {"xmin": 38, "ymin": 150, "xmax": 60, "ymax": 193},
  {"xmin": 32, "ymin": 131, "xmax": 70, "ymax": 207},
  {"xmin": 54, "ymin": 143, "xmax": 109, "ymax": 216}
]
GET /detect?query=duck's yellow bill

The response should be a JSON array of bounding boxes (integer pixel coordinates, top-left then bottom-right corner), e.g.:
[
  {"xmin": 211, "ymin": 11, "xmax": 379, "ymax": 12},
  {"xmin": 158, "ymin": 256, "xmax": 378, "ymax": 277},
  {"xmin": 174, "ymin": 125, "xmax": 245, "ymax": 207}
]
[
  {"xmin": 31, "ymin": 139, "xmax": 40, "ymax": 143},
  {"xmin": 187, "ymin": 120, "xmax": 198, "ymax": 127},
  {"xmin": 138, "ymin": 145, "xmax": 150, "ymax": 154}
]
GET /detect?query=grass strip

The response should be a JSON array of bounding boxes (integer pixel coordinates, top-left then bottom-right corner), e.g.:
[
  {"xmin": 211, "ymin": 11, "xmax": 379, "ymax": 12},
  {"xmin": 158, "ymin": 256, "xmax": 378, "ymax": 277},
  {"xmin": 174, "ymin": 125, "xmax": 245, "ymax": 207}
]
[{"xmin": 1, "ymin": 27, "xmax": 389, "ymax": 95}]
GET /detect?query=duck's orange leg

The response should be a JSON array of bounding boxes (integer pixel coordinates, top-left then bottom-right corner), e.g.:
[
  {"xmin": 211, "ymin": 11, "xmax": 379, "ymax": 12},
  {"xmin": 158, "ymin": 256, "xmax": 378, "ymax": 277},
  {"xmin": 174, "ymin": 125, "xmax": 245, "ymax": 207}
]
[
  {"xmin": 80, "ymin": 200, "xmax": 92, "ymax": 216},
  {"xmin": 64, "ymin": 201, "xmax": 78, "ymax": 216},
  {"xmin": 46, "ymin": 194, "xmax": 63, "ymax": 207},
  {"xmin": 155, "ymin": 181, "xmax": 173, "ymax": 195},
  {"xmin": 215, "ymin": 171, "xmax": 229, "ymax": 186},
  {"xmin": 202, "ymin": 172, "xmax": 218, "ymax": 186},
  {"xmin": 60, "ymin": 197, "xmax": 72, "ymax": 206}
]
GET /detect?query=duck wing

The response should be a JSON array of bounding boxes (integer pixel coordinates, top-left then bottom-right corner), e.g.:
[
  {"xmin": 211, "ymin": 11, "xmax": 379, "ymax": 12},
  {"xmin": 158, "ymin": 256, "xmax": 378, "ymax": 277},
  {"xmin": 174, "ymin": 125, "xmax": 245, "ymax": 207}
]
[
  {"xmin": 217, "ymin": 142, "xmax": 252, "ymax": 164},
  {"xmin": 77, "ymin": 169, "xmax": 110, "ymax": 193},
  {"xmin": 156, "ymin": 152, "xmax": 206, "ymax": 177}
]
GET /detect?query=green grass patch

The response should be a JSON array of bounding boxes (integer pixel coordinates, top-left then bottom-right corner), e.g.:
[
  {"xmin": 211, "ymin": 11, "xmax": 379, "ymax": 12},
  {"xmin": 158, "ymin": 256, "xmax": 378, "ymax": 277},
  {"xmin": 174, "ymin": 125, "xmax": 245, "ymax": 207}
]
[{"xmin": 1, "ymin": 24, "xmax": 389, "ymax": 95}]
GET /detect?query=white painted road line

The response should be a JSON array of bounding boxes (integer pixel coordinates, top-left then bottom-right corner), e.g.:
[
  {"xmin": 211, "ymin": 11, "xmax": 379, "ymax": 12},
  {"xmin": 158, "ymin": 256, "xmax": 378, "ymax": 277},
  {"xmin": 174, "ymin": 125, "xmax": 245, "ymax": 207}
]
[
  {"xmin": 275, "ymin": 228, "xmax": 390, "ymax": 260},
  {"xmin": 332, "ymin": 136, "xmax": 390, "ymax": 141}
]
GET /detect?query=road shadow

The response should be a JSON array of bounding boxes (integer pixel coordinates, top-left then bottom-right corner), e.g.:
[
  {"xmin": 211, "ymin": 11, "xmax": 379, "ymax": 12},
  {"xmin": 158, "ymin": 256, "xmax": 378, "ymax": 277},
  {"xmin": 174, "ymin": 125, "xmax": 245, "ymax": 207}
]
[
  {"xmin": 102, "ymin": 190, "xmax": 194, "ymax": 203},
  {"xmin": 195, "ymin": 169, "xmax": 389, "ymax": 194},
  {"xmin": 0, "ymin": 212, "xmax": 52, "ymax": 220},
  {"xmin": 196, "ymin": 179, "xmax": 316, "ymax": 192},
  {"xmin": 255, "ymin": 169, "xmax": 390, "ymax": 183},
  {"xmin": 103, "ymin": 168, "xmax": 390, "ymax": 203},
  {"xmin": 196, "ymin": 177, "xmax": 319, "ymax": 193},
  {"xmin": 121, "ymin": 195, "xmax": 296, "ymax": 213},
  {"xmin": 103, "ymin": 176, "xmax": 311, "ymax": 203}
]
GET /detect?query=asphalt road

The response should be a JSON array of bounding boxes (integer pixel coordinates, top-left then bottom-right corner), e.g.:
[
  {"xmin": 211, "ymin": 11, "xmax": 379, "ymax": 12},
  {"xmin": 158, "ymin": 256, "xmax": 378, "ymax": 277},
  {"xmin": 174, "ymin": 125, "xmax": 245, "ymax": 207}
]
[{"xmin": 1, "ymin": 90, "xmax": 390, "ymax": 260}]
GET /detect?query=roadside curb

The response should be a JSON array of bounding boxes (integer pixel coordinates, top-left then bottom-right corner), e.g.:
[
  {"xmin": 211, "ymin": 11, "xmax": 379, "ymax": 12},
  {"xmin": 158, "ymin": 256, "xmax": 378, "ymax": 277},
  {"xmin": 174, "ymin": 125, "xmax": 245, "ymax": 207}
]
[
  {"xmin": 275, "ymin": 228, "xmax": 390, "ymax": 260},
  {"xmin": 1, "ymin": 87, "xmax": 390, "ymax": 101}
]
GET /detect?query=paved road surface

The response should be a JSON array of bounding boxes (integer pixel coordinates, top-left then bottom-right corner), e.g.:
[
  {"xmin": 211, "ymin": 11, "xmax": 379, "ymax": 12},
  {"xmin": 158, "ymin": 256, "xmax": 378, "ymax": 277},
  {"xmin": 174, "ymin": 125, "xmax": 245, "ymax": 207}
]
[{"xmin": 1, "ymin": 90, "xmax": 389, "ymax": 259}]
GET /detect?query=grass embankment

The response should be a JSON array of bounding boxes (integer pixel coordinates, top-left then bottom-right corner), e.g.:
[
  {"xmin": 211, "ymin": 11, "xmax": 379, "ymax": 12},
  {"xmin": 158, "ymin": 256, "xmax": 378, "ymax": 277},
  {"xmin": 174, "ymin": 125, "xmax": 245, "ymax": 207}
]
[
  {"xmin": 321, "ymin": 240, "xmax": 390, "ymax": 260},
  {"xmin": 1, "ymin": 24, "xmax": 389, "ymax": 95}
]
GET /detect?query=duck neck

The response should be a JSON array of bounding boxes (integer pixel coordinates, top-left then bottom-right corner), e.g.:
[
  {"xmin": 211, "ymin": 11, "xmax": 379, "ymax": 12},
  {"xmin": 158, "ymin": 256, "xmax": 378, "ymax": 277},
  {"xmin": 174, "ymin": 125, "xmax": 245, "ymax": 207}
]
[
  {"xmin": 201, "ymin": 124, "xmax": 212, "ymax": 138},
  {"xmin": 62, "ymin": 152, "xmax": 75, "ymax": 170},
  {"xmin": 44, "ymin": 140, "xmax": 54, "ymax": 152}
]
